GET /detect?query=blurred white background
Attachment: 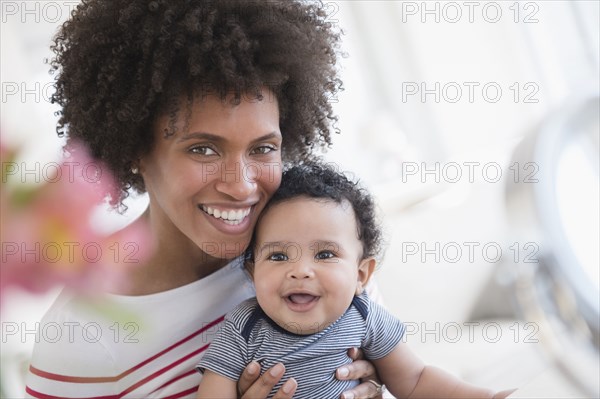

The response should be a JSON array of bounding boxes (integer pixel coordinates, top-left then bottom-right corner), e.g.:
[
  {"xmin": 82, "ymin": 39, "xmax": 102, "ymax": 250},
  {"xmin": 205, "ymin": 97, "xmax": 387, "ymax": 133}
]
[{"xmin": 2, "ymin": 1, "xmax": 599, "ymax": 397}]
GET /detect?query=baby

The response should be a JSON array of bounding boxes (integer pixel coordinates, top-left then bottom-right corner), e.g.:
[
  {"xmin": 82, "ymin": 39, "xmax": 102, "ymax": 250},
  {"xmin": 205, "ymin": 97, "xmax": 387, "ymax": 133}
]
[{"xmin": 196, "ymin": 162, "xmax": 513, "ymax": 399}]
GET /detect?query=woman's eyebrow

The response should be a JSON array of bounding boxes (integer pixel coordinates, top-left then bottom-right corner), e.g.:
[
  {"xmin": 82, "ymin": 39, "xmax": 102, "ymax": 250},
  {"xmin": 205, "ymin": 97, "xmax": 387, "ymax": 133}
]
[
  {"xmin": 177, "ymin": 131, "xmax": 282, "ymax": 143},
  {"xmin": 251, "ymin": 132, "xmax": 282, "ymax": 143},
  {"xmin": 177, "ymin": 132, "xmax": 225, "ymax": 143}
]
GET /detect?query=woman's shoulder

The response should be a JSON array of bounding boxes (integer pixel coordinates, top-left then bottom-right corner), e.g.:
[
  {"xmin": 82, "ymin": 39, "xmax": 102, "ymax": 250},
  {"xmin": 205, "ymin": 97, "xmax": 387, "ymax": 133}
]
[
  {"xmin": 26, "ymin": 290, "xmax": 119, "ymax": 395},
  {"xmin": 38, "ymin": 289, "xmax": 97, "ymax": 325},
  {"xmin": 32, "ymin": 289, "xmax": 122, "ymax": 356}
]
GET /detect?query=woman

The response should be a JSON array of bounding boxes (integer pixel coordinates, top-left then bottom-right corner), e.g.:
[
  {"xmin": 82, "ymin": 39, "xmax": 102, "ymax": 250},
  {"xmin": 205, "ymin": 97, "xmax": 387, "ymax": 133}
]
[{"xmin": 26, "ymin": 1, "xmax": 381, "ymax": 398}]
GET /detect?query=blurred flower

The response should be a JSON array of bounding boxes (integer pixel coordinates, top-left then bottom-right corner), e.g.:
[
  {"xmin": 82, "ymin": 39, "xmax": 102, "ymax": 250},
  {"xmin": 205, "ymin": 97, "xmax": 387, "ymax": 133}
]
[{"xmin": 1, "ymin": 140, "xmax": 153, "ymax": 304}]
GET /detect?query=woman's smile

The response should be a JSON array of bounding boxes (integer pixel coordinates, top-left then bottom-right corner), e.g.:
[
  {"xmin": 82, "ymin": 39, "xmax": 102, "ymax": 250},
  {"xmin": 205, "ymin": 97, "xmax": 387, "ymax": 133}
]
[
  {"xmin": 200, "ymin": 205, "xmax": 252, "ymax": 224},
  {"xmin": 199, "ymin": 203, "xmax": 255, "ymax": 234}
]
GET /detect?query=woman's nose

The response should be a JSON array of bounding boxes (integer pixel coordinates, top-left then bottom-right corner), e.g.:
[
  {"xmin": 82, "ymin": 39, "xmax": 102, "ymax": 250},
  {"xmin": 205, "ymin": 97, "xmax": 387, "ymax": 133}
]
[{"xmin": 214, "ymin": 160, "xmax": 258, "ymax": 200}]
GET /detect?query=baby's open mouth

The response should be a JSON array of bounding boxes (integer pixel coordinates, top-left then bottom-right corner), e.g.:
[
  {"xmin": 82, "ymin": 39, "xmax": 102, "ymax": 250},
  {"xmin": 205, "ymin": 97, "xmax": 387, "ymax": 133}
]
[{"xmin": 287, "ymin": 294, "xmax": 319, "ymax": 304}]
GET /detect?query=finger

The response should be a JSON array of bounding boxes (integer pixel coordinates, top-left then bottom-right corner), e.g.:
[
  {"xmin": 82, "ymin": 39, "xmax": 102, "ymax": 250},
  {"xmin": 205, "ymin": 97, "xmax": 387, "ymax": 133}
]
[
  {"xmin": 346, "ymin": 347, "xmax": 363, "ymax": 361},
  {"xmin": 340, "ymin": 380, "xmax": 383, "ymax": 399},
  {"xmin": 238, "ymin": 361, "xmax": 261, "ymax": 395},
  {"xmin": 240, "ymin": 362, "xmax": 285, "ymax": 399},
  {"xmin": 272, "ymin": 378, "xmax": 297, "ymax": 399},
  {"xmin": 336, "ymin": 359, "xmax": 376, "ymax": 381}
]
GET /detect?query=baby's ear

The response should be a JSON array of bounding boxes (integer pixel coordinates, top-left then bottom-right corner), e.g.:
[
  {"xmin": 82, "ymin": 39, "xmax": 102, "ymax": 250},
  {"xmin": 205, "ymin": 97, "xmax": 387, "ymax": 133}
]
[{"xmin": 355, "ymin": 257, "xmax": 376, "ymax": 295}]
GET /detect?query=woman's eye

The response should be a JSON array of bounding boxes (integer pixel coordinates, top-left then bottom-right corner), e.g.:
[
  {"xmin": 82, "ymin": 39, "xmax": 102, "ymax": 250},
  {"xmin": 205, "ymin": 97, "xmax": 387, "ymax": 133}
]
[
  {"xmin": 268, "ymin": 252, "xmax": 288, "ymax": 262},
  {"xmin": 252, "ymin": 145, "xmax": 277, "ymax": 155},
  {"xmin": 190, "ymin": 146, "xmax": 217, "ymax": 156},
  {"xmin": 315, "ymin": 251, "xmax": 335, "ymax": 260}
]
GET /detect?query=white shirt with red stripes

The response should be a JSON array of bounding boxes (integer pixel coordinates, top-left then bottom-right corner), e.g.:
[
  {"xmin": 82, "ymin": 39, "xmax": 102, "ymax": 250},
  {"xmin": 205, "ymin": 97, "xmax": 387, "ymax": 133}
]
[{"xmin": 25, "ymin": 257, "xmax": 255, "ymax": 399}]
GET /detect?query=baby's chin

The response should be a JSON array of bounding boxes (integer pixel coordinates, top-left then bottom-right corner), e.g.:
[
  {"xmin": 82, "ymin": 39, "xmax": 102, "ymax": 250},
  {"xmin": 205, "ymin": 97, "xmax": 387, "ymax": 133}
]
[{"xmin": 275, "ymin": 319, "xmax": 329, "ymax": 335}]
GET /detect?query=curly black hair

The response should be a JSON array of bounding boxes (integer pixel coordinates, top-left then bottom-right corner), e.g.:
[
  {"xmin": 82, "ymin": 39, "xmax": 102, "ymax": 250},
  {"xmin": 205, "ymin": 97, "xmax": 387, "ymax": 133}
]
[
  {"xmin": 247, "ymin": 161, "xmax": 383, "ymax": 263},
  {"xmin": 50, "ymin": 0, "xmax": 343, "ymax": 205}
]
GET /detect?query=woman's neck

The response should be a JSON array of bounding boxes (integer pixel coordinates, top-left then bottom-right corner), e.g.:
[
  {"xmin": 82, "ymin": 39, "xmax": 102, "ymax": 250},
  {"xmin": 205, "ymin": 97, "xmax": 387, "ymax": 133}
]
[{"xmin": 114, "ymin": 208, "xmax": 231, "ymax": 296}]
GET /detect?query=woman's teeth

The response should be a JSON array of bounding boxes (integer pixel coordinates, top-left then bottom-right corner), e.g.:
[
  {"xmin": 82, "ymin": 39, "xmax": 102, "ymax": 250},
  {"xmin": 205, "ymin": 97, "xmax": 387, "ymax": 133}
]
[{"xmin": 201, "ymin": 206, "xmax": 251, "ymax": 225}]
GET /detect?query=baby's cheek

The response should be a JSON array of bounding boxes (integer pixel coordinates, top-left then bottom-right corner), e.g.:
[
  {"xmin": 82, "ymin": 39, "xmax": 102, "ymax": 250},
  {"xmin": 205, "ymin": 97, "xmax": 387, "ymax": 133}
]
[{"xmin": 254, "ymin": 280, "xmax": 274, "ymax": 304}]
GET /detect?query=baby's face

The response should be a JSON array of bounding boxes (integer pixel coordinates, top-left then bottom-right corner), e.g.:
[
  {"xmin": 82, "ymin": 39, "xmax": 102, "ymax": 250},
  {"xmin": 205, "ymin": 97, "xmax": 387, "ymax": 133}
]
[{"xmin": 251, "ymin": 196, "xmax": 371, "ymax": 335}]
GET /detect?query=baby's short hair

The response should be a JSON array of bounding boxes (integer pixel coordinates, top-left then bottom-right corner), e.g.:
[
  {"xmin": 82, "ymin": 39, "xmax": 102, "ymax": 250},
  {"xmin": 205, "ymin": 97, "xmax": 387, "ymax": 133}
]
[{"xmin": 250, "ymin": 161, "xmax": 382, "ymax": 261}]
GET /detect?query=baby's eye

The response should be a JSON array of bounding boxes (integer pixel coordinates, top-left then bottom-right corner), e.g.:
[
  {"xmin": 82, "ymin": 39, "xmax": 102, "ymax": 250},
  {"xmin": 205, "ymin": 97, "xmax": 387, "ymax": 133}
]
[
  {"xmin": 190, "ymin": 146, "xmax": 217, "ymax": 156},
  {"xmin": 251, "ymin": 145, "xmax": 277, "ymax": 155},
  {"xmin": 315, "ymin": 251, "xmax": 335, "ymax": 260},
  {"xmin": 268, "ymin": 252, "xmax": 288, "ymax": 262}
]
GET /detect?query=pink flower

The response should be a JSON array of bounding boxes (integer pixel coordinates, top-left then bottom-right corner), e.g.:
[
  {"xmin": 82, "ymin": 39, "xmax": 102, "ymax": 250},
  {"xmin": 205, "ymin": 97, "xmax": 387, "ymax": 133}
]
[{"xmin": 1, "ymin": 141, "xmax": 153, "ymax": 304}]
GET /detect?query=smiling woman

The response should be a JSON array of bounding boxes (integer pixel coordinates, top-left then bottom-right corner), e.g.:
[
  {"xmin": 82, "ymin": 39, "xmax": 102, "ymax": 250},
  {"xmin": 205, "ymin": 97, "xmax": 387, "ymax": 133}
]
[{"xmin": 22, "ymin": 1, "xmax": 385, "ymax": 399}]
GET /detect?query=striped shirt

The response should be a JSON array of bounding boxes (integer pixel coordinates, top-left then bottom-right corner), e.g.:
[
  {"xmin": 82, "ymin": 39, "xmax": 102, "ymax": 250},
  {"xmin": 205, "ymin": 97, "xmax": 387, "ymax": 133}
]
[
  {"xmin": 25, "ymin": 257, "xmax": 255, "ymax": 399},
  {"xmin": 197, "ymin": 292, "xmax": 405, "ymax": 399}
]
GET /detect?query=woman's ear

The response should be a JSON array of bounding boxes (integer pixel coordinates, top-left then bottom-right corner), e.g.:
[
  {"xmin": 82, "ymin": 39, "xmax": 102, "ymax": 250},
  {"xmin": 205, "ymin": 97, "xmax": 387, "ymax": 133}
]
[{"xmin": 355, "ymin": 257, "xmax": 376, "ymax": 295}]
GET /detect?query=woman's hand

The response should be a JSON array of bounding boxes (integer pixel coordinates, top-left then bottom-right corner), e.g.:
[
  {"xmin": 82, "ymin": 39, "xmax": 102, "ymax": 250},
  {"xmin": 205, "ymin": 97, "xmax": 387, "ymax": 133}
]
[
  {"xmin": 237, "ymin": 361, "xmax": 297, "ymax": 399},
  {"xmin": 337, "ymin": 348, "xmax": 384, "ymax": 399}
]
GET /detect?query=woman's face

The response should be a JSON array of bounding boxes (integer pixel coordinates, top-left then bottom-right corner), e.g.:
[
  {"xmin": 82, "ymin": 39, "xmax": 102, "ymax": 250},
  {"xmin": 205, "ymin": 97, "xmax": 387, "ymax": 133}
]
[{"xmin": 139, "ymin": 90, "xmax": 282, "ymax": 260}]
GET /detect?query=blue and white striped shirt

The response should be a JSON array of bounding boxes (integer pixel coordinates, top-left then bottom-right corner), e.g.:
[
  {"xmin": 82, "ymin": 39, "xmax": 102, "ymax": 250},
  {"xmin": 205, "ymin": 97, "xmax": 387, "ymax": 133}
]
[{"xmin": 197, "ymin": 292, "xmax": 405, "ymax": 399}]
